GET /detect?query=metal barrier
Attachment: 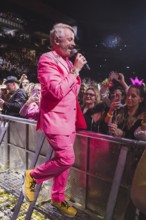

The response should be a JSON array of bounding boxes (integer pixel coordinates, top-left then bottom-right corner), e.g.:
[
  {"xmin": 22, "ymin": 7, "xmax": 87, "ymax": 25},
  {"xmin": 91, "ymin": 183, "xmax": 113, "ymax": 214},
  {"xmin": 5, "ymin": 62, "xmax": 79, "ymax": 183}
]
[
  {"xmin": 0, "ymin": 119, "xmax": 9, "ymax": 145},
  {"xmin": 0, "ymin": 114, "xmax": 146, "ymax": 220}
]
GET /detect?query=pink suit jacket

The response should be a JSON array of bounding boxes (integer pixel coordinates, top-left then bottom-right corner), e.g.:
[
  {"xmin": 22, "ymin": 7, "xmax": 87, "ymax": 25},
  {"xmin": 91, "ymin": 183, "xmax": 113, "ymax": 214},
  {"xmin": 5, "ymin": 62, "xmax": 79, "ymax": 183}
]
[{"xmin": 37, "ymin": 50, "xmax": 81, "ymax": 135}]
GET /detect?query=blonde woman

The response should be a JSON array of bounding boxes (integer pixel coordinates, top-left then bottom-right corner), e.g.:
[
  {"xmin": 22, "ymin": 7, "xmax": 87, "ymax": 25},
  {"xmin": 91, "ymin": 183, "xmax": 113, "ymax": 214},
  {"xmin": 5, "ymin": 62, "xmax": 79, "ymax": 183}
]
[
  {"xmin": 19, "ymin": 83, "xmax": 41, "ymax": 120},
  {"xmin": 82, "ymin": 86, "xmax": 100, "ymax": 114}
]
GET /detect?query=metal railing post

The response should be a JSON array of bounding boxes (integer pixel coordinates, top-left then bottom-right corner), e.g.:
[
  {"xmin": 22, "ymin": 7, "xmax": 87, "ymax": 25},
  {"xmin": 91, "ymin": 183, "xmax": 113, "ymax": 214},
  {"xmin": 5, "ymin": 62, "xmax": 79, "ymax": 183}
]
[
  {"xmin": 104, "ymin": 145, "xmax": 129, "ymax": 220},
  {"xmin": 0, "ymin": 120, "xmax": 9, "ymax": 145}
]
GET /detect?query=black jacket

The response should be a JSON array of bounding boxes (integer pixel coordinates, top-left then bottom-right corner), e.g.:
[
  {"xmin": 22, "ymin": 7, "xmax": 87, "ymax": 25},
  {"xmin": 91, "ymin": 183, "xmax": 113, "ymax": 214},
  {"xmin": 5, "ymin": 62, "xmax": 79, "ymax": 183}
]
[{"xmin": 2, "ymin": 88, "xmax": 27, "ymax": 117}]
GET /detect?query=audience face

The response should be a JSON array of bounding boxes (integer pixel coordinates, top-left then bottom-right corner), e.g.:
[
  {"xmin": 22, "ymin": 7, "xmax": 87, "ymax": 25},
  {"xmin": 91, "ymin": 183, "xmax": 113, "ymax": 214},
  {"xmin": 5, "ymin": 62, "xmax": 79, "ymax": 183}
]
[
  {"xmin": 80, "ymin": 83, "xmax": 87, "ymax": 95},
  {"xmin": 6, "ymin": 82, "xmax": 18, "ymax": 93},
  {"xmin": 84, "ymin": 88, "xmax": 97, "ymax": 105},
  {"xmin": 126, "ymin": 87, "xmax": 143, "ymax": 108},
  {"xmin": 32, "ymin": 85, "xmax": 41, "ymax": 97},
  {"xmin": 22, "ymin": 79, "xmax": 29, "ymax": 90},
  {"xmin": 110, "ymin": 89, "xmax": 123, "ymax": 102}
]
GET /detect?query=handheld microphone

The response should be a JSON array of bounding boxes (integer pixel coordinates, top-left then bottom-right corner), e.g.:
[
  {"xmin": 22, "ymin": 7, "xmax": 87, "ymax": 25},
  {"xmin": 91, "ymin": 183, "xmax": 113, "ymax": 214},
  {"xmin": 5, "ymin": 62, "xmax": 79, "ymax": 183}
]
[{"xmin": 71, "ymin": 49, "xmax": 91, "ymax": 71}]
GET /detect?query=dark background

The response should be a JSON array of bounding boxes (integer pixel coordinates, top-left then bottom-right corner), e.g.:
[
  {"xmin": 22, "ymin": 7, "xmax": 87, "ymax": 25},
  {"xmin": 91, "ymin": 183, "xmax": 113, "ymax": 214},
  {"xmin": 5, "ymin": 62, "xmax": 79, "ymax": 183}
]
[{"xmin": 1, "ymin": 0, "xmax": 146, "ymax": 83}]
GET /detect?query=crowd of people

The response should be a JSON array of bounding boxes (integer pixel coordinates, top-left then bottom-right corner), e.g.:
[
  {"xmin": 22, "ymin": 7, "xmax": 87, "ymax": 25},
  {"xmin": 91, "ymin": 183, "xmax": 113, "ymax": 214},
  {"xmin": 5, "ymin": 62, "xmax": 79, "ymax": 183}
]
[
  {"xmin": 0, "ymin": 49, "xmax": 38, "ymax": 82},
  {"xmin": 0, "ymin": 22, "xmax": 146, "ymax": 218},
  {"xmin": 1, "ymin": 70, "xmax": 146, "ymax": 140}
]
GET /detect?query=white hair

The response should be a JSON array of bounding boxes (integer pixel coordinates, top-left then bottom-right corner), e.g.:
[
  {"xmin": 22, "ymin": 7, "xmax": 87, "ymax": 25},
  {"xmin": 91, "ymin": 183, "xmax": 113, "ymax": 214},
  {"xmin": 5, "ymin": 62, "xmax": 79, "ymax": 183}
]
[{"xmin": 50, "ymin": 23, "xmax": 74, "ymax": 47}]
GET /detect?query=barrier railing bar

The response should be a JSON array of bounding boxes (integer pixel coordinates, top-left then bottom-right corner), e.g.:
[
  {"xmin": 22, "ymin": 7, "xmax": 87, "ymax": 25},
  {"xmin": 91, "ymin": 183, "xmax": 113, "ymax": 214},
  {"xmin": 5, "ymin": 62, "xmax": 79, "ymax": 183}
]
[
  {"xmin": 84, "ymin": 137, "xmax": 90, "ymax": 209},
  {"xmin": 78, "ymin": 131, "xmax": 146, "ymax": 147},
  {"xmin": 26, "ymin": 124, "xmax": 29, "ymax": 170},
  {"xmin": 0, "ymin": 115, "xmax": 146, "ymax": 147},
  {"xmin": 104, "ymin": 145, "xmax": 129, "ymax": 220},
  {"xmin": 0, "ymin": 114, "xmax": 36, "ymax": 125}
]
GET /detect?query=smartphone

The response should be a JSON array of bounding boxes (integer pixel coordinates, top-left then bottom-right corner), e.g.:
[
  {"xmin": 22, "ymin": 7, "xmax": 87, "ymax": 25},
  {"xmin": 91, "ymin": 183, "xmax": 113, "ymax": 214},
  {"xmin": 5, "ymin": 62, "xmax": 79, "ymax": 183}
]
[{"xmin": 32, "ymin": 89, "xmax": 38, "ymax": 97}]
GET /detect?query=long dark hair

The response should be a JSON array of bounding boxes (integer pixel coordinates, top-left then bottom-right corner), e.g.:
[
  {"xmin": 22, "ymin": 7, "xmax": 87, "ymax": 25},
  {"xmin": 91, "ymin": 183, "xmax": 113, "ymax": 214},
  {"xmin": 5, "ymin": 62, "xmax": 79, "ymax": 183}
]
[{"xmin": 127, "ymin": 85, "xmax": 145, "ymax": 116}]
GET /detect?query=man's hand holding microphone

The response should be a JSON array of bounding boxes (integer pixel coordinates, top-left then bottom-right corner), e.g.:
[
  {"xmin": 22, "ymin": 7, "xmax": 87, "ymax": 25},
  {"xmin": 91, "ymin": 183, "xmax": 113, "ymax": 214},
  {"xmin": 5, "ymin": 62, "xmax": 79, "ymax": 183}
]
[{"xmin": 70, "ymin": 49, "xmax": 90, "ymax": 77}]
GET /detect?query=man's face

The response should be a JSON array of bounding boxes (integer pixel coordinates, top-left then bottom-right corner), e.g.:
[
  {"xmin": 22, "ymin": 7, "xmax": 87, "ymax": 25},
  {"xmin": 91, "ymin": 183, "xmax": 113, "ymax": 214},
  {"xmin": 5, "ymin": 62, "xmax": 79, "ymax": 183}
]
[
  {"xmin": 6, "ymin": 82, "xmax": 16, "ymax": 93},
  {"xmin": 56, "ymin": 29, "xmax": 75, "ymax": 57}
]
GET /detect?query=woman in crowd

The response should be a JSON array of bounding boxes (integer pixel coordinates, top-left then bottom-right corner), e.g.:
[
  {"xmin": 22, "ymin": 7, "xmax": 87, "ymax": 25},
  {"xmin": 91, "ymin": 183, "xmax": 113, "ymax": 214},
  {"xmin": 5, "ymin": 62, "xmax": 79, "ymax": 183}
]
[
  {"xmin": 106, "ymin": 84, "xmax": 146, "ymax": 219},
  {"xmin": 19, "ymin": 83, "xmax": 41, "ymax": 120},
  {"xmin": 101, "ymin": 72, "xmax": 128, "ymax": 108},
  {"xmin": 82, "ymin": 86, "xmax": 100, "ymax": 114},
  {"xmin": 19, "ymin": 74, "xmax": 30, "ymax": 91},
  {"xmin": 134, "ymin": 90, "xmax": 146, "ymax": 140},
  {"xmin": 105, "ymin": 86, "xmax": 126, "ymax": 125},
  {"xmin": 0, "ymin": 79, "xmax": 10, "ymax": 101},
  {"xmin": 78, "ymin": 81, "xmax": 88, "ymax": 108},
  {"xmin": 130, "ymin": 92, "xmax": 146, "ymax": 216},
  {"xmin": 82, "ymin": 86, "xmax": 103, "ymax": 132},
  {"xmin": 84, "ymin": 102, "xmax": 108, "ymax": 133},
  {"xmin": 107, "ymin": 85, "xmax": 145, "ymax": 139}
]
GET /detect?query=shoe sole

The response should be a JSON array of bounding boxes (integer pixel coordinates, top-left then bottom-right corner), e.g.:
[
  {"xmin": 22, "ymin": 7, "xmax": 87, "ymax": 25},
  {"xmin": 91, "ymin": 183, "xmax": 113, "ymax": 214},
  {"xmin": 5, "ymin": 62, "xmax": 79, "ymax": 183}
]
[{"xmin": 51, "ymin": 204, "xmax": 77, "ymax": 218}]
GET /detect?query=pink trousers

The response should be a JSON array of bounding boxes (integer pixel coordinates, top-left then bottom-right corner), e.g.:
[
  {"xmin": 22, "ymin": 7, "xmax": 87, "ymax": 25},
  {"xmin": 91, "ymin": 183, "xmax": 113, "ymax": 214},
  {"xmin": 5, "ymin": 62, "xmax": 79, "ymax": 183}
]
[{"xmin": 31, "ymin": 133, "xmax": 76, "ymax": 202}]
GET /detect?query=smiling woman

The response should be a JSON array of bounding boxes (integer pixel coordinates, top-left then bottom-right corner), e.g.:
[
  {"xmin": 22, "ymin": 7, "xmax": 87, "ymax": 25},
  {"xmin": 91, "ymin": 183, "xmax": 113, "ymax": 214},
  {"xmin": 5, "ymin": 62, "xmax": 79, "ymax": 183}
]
[
  {"xmin": 107, "ymin": 84, "xmax": 145, "ymax": 139},
  {"xmin": 82, "ymin": 87, "xmax": 100, "ymax": 115},
  {"xmin": 130, "ymin": 94, "xmax": 146, "ymax": 216}
]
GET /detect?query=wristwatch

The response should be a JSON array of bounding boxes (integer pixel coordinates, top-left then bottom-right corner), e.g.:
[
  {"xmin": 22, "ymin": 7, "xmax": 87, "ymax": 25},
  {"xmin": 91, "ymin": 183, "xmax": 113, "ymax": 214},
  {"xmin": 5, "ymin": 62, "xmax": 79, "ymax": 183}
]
[{"xmin": 71, "ymin": 68, "xmax": 79, "ymax": 77}]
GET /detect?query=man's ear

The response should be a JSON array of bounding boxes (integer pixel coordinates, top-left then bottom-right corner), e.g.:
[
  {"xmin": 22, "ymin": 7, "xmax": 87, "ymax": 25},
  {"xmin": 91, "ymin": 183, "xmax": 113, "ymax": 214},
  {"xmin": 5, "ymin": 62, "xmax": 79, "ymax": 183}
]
[{"xmin": 55, "ymin": 37, "xmax": 60, "ymax": 45}]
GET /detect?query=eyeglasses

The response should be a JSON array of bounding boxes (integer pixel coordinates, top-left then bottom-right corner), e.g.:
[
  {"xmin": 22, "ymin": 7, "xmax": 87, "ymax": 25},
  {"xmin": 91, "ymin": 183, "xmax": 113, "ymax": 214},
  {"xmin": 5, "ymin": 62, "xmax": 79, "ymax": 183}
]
[{"xmin": 85, "ymin": 93, "xmax": 96, "ymax": 97}]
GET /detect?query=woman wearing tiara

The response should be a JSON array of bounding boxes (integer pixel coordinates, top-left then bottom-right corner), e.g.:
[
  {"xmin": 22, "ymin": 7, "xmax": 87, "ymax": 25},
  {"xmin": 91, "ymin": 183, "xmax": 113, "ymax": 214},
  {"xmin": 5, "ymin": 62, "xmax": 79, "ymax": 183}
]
[
  {"xmin": 107, "ymin": 82, "xmax": 145, "ymax": 139},
  {"xmin": 130, "ymin": 92, "xmax": 146, "ymax": 217},
  {"xmin": 106, "ymin": 78, "xmax": 146, "ymax": 219}
]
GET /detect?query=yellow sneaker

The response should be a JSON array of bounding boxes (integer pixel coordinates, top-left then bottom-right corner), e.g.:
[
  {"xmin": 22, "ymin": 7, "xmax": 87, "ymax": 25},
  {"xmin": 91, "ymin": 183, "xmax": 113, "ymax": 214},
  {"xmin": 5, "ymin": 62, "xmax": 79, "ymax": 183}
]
[
  {"xmin": 51, "ymin": 200, "xmax": 77, "ymax": 217},
  {"xmin": 22, "ymin": 170, "xmax": 35, "ymax": 202}
]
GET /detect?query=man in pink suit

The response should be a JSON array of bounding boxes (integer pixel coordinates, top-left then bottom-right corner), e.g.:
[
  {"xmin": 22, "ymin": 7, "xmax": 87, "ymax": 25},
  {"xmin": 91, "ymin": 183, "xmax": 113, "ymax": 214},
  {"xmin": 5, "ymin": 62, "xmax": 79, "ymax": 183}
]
[{"xmin": 22, "ymin": 23, "xmax": 87, "ymax": 217}]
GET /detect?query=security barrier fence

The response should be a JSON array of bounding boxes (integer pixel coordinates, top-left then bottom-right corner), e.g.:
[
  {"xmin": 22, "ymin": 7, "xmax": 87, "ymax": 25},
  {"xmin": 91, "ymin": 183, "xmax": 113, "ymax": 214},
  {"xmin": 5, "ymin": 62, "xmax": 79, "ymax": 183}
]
[{"xmin": 0, "ymin": 114, "xmax": 146, "ymax": 220}]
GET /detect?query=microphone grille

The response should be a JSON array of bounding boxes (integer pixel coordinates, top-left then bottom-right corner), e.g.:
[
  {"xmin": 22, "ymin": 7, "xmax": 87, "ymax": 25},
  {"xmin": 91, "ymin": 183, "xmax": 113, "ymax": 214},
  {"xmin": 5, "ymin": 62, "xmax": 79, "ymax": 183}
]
[{"xmin": 70, "ymin": 48, "xmax": 78, "ymax": 56}]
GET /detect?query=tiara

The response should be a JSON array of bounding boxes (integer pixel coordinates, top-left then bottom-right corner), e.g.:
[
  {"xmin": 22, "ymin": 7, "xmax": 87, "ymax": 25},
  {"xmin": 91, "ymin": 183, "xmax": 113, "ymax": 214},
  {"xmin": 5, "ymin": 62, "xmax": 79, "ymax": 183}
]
[{"xmin": 130, "ymin": 76, "xmax": 144, "ymax": 86}]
